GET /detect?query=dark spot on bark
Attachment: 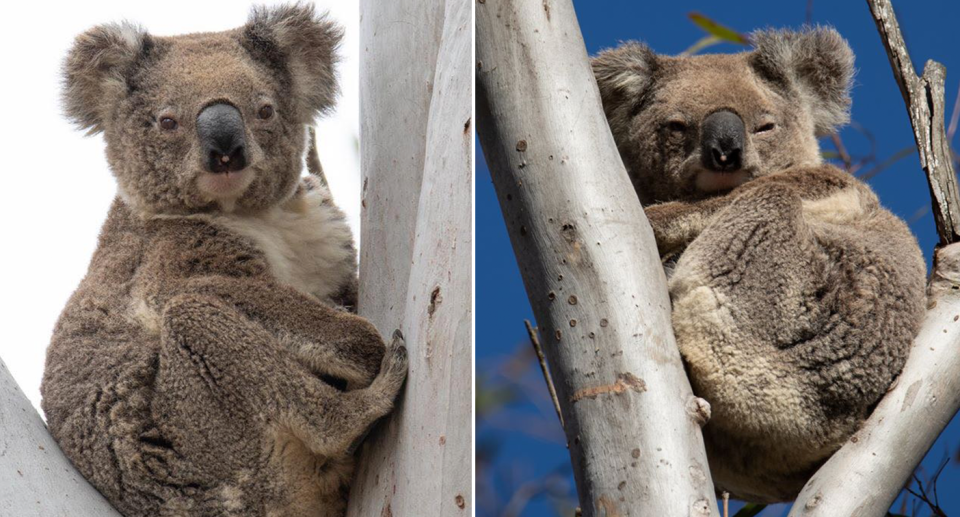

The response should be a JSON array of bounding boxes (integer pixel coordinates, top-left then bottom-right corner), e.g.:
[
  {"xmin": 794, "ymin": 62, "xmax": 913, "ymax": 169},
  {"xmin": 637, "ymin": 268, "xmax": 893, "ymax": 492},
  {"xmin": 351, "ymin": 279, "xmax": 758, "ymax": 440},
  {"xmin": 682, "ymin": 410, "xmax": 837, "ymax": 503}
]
[
  {"xmin": 568, "ymin": 295, "xmax": 578, "ymax": 305},
  {"xmin": 463, "ymin": 118, "xmax": 471, "ymax": 134},
  {"xmin": 548, "ymin": 291, "xmax": 556, "ymax": 300},
  {"xmin": 455, "ymin": 494, "xmax": 466, "ymax": 509},
  {"xmin": 428, "ymin": 286, "xmax": 442, "ymax": 316},
  {"xmin": 600, "ymin": 318, "xmax": 609, "ymax": 327},
  {"xmin": 569, "ymin": 319, "xmax": 577, "ymax": 327},
  {"xmin": 516, "ymin": 140, "xmax": 527, "ymax": 152}
]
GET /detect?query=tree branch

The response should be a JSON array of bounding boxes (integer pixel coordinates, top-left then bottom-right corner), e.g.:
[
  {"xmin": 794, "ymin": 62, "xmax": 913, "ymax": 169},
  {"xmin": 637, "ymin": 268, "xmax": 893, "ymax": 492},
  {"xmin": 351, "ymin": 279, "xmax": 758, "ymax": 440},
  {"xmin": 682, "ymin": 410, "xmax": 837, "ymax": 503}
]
[
  {"xmin": 788, "ymin": 1, "xmax": 960, "ymax": 514},
  {"xmin": 525, "ymin": 320, "xmax": 564, "ymax": 429},
  {"xmin": 866, "ymin": 0, "xmax": 960, "ymax": 246},
  {"xmin": 0, "ymin": 359, "xmax": 122, "ymax": 516},
  {"xmin": 476, "ymin": 1, "xmax": 718, "ymax": 515}
]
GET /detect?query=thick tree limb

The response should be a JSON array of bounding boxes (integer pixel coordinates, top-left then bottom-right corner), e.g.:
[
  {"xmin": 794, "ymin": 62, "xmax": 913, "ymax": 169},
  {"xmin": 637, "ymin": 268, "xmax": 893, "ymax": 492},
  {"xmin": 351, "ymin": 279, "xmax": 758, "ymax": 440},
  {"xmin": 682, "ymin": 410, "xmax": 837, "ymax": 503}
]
[
  {"xmin": 476, "ymin": 1, "xmax": 719, "ymax": 515},
  {"xmin": 347, "ymin": 0, "xmax": 473, "ymax": 515},
  {"xmin": 0, "ymin": 359, "xmax": 122, "ymax": 517},
  {"xmin": 788, "ymin": 1, "xmax": 960, "ymax": 514}
]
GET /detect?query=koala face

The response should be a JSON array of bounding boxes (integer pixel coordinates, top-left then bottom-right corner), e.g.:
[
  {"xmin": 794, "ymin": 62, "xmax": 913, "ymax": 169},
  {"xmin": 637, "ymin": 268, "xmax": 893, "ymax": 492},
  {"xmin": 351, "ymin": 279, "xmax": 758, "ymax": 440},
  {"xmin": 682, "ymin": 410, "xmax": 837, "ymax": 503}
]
[
  {"xmin": 593, "ymin": 28, "xmax": 854, "ymax": 204},
  {"xmin": 62, "ymin": 5, "xmax": 342, "ymax": 214}
]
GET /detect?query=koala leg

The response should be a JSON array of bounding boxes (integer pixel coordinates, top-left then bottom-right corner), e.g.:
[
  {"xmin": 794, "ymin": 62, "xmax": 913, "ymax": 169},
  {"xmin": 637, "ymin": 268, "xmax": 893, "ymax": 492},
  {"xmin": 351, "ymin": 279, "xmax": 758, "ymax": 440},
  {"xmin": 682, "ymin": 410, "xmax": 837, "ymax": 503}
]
[{"xmin": 158, "ymin": 293, "xmax": 408, "ymax": 463}]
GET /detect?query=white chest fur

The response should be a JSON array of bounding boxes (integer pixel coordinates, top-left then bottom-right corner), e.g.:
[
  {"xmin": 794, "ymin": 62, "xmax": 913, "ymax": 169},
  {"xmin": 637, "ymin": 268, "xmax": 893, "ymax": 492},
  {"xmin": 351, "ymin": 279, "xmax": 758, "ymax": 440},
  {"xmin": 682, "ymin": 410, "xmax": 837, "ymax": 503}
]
[{"xmin": 207, "ymin": 183, "xmax": 357, "ymax": 303}]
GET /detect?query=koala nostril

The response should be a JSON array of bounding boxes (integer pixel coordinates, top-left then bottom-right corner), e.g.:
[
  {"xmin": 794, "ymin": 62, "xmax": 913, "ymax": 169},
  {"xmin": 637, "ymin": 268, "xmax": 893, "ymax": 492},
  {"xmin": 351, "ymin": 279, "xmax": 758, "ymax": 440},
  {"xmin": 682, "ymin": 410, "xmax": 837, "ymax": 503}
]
[
  {"xmin": 713, "ymin": 147, "xmax": 727, "ymax": 165},
  {"xmin": 208, "ymin": 146, "xmax": 247, "ymax": 174}
]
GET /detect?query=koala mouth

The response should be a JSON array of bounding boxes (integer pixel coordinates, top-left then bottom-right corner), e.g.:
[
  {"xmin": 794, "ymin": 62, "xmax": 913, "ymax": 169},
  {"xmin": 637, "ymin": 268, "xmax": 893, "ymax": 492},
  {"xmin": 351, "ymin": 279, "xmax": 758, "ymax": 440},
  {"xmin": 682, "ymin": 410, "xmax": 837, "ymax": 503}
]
[
  {"xmin": 197, "ymin": 168, "xmax": 255, "ymax": 200},
  {"xmin": 695, "ymin": 169, "xmax": 752, "ymax": 193}
]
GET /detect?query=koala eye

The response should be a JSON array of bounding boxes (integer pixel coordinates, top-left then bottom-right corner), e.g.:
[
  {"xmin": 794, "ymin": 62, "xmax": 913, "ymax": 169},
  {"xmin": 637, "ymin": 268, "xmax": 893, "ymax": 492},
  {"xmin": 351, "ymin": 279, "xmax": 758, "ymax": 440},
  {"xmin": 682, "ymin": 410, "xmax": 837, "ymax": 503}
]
[
  {"xmin": 666, "ymin": 120, "xmax": 687, "ymax": 133},
  {"xmin": 258, "ymin": 104, "xmax": 275, "ymax": 120},
  {"xmin": 754, "ymin": 122, "xmax": 776, "ymax": 134},
  {"xmin": 159, "ymin": 117, "xmax": 178, "ymax": 131}
]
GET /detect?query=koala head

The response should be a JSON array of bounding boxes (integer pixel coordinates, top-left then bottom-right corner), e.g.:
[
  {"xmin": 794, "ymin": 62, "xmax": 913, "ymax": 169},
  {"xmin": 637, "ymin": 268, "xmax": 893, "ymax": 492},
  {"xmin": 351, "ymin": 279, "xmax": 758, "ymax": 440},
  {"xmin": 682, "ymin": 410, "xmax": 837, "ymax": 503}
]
[
  {"xmin": 592, "ymin": 27, "xmax": 854, "ymax": 204},
  {"xmin": 63, "ymin": 4, "xmax": 342, "ymax": 214}
]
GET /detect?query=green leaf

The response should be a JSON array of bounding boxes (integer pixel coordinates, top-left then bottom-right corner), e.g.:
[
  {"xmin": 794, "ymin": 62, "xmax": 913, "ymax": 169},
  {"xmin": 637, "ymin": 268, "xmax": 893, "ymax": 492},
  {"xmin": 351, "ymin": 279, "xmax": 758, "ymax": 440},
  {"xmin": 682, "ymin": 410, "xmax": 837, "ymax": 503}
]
[
  {"xmin": 681, "ymin": 35, "xmax": 723, "ymax": 56},
  {"xmin": 733, "ymin": 503, "xmax": 767, "ymax": 517},
  {"xmin": 688, "ymin": 13, "xmax": 750, "ymax": 45}
]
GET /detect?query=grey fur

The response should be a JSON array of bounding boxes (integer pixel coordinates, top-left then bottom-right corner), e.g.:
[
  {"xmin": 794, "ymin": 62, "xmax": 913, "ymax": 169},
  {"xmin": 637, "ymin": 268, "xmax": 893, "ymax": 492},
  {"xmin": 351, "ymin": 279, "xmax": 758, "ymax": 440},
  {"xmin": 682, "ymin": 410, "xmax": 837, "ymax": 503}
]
[
  {"xmin": 593, "ymin": 28, "xmax": 926, "ymax": 502},
  {"xmin": 43, "ymin": 5, "xmax": 403, "ymax": 516}
]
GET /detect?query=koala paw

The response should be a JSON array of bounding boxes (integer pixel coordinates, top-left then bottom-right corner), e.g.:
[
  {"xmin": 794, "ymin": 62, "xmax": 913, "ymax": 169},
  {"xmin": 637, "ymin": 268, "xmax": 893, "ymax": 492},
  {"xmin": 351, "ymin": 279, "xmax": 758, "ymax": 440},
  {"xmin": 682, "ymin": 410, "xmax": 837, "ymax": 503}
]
[
  {"xmin": 298, "ymin": 174, "xmax": 325, "ymax": 193},
  {"xmin": 371, "ymin": 330, "xmax": 409, "ymax": 398}
]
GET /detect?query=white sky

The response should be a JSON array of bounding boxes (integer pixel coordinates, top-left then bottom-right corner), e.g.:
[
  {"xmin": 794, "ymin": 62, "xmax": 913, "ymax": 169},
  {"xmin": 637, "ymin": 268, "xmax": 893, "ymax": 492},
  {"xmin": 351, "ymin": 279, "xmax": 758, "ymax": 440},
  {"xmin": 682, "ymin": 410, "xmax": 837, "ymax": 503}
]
[{"xmin": 0, "ymin": 0, "xmax": 360, "ymax": 413}]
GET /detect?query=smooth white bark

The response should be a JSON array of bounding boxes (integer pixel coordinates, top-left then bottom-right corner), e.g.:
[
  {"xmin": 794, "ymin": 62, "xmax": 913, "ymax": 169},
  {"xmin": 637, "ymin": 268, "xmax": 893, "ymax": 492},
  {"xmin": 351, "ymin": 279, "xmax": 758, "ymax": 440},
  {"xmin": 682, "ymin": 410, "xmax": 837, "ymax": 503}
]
[
  {"xmin": 348, "ymin": 0, "xmax": 473, "ymax": 515},
  {"xmin": 0, "ymin": 358, "xmax": 122, "ymax": 517},
  {"xmin": 476, "ymin": 1, "xmax": 718, "ymax": 515}
]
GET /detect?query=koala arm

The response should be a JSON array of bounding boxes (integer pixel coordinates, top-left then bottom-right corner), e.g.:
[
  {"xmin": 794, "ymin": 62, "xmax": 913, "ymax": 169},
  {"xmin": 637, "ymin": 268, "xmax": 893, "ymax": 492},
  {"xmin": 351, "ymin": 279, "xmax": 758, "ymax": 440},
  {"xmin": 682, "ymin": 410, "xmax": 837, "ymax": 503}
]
[
  {"xmin": 645, "ymin": 164, "xmax": 857, "ymax": 257},
  {"xmin": 181, "ymin": 276, "xmax": 384, "ymax": 386}
]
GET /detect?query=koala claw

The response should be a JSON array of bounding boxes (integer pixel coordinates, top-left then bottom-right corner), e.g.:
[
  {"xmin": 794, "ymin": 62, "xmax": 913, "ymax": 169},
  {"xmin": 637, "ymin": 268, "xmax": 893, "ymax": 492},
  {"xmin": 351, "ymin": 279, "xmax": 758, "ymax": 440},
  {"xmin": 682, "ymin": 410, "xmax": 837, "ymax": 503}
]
[
  {"xmin": 384, "ymin": 342, "xmax": 409, "ymax": 377},
  {"xmin": 392, "ymin": 328, "xmax": 405, "ymax": 343}
]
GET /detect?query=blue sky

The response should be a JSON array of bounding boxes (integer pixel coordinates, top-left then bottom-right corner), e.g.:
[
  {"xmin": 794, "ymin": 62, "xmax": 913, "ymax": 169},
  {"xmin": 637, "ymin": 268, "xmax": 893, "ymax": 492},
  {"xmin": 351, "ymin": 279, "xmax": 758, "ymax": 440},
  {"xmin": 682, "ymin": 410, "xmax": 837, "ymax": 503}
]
[{"xmin": 476, "ymin": 1, "xmax": 960, "ymax": 515}]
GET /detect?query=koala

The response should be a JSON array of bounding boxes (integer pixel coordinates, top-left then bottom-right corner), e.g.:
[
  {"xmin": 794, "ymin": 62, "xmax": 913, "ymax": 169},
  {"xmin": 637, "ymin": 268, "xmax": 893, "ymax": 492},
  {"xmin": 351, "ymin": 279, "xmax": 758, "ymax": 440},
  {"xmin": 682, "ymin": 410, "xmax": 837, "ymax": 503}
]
[
  {"xmin": 40, "ymin": 5, "xmax": 407, "ymax": 517},
  {"xmin": 593, "ymin": 28, "xmax": 926, "ymax": 502}
]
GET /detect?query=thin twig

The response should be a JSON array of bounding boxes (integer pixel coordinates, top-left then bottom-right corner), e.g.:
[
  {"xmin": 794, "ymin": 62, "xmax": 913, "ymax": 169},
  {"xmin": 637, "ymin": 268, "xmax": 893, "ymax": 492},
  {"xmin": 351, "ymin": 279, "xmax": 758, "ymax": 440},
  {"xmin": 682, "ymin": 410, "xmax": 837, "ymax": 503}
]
[
  {"xmin": 857, "ymin": 145, "xmax": 916, "ymax": 181},
  {"xmin": 524, "ymin": 320, "xmax": 564, "ymax": 429},
  {"xmin": 830, "ymin": 133, "xmax": 853, "ymax": 171},
  {"xmin": 722, "ymin": 491, "xmax": 730, "ymax": 517}
]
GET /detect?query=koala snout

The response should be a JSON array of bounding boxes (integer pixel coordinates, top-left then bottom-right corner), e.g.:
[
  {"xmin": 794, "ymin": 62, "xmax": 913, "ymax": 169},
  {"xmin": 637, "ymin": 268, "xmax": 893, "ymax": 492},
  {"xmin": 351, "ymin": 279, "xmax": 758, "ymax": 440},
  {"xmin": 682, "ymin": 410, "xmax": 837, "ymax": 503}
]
[
  {"xmin": 701, "ymin": 110, "xmax": 744, "ymax": 172},
  {"xmin": 197, "ymin": 103, "xmax": 248, "ymax": 173}
]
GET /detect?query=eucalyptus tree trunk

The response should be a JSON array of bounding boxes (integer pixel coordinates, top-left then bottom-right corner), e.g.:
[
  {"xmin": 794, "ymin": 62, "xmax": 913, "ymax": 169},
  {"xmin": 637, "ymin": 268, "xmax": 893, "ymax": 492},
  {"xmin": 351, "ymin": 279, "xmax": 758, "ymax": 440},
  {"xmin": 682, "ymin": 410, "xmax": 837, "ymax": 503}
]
[
  {"xmin": 789, "ymin": 1, "xmax": 960, "ymax": 514},
  {"xmin": 476, "ymin": 1, "xmax": 719, "ymax": 515},
  {"xmin": 347, "ymin": 0, "xmax": 473, "ymax": 515},
  {"xmin": 0, "ymin": 359, "xmax": 122, "ymax": 517}
]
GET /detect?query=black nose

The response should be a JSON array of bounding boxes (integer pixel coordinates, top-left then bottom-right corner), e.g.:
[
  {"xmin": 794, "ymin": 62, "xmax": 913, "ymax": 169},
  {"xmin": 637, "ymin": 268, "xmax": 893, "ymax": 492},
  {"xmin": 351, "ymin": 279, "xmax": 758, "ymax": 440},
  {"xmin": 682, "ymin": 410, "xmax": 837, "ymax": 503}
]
[
  {"xmin": 701, "ymin": 110, "xmax": 744, "ymax": 172},
  {"xmin": 197, "ymin": 103, "xmax": 248, "ymax": 173}
]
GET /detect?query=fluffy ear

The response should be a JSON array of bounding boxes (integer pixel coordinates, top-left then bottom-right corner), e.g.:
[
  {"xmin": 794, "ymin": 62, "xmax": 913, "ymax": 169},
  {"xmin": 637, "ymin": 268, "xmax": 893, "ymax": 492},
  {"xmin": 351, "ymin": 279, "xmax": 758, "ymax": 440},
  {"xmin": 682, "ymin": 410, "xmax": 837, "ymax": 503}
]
[
  {"xmin": 750, "ymin": 27, "xmax": 855, "ymax": 135},
  {"xmin": 62, "ymin": 22, "xmax": 151, "ymax": 134},
  {"xmin": 242, "ymin": 3, "xmax": 343, "ymax": 121},
  {"xmin": 591, "ymin": 42, "xmax": 658, "ymax": 117}
]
